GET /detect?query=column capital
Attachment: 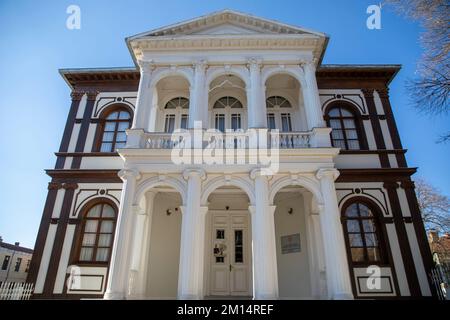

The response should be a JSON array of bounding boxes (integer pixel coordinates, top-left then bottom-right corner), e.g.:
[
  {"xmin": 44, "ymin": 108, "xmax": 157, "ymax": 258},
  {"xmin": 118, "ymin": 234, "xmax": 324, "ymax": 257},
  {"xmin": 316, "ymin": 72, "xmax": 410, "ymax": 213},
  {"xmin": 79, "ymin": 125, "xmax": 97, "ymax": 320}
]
[
  {"xmin": 400, "ymin": 180, "xmax": 415, "ymax": 190},
  {"xmin": 316, "ymin": 168, "xmax": 340, "ymax": 181},
  {"xmin": 70, "ymin": 91, "xmax": 84, "ymax": 101},
  {"xmin": 193, "ymin": 59, "xmax": 208, "ymax": 71},
  {"xmin": 182, "ymin": 168, "xmax": 206, "ymax": 181},
  {"xmin": 137, "ymin": 59, "xmax": 155, "ymax": 74},
  {"xmin": 301, "ymin": 59, "xmax": 316, "ymax": 72},
  {"xmin": 131, "ymin": 205, "xmax": 146, "ymax": 216},
  {"xmin": 48, "ymin": 182, "xmax": 62, "ymax": 190},
  {"xmin": 250, "ymin": 168, "xmax": 273, "ymax": 180},
  {"xmin": 86, "ymin": 91, "xmax": 99, "ymax": 101},
  {"xmin": 247, "ymin": 57, "xmax": 263, "ymax": 71},
  {"xmin": 118, "ymin": 168, "xmax": 141, "ymax": 181},
  {"xmin": 383, "ymin": 181, "xmax": 400, "ymax": 190},
  {"xmin": 361, "ymin": 88, "xmax": 375, "ymax": 98},
  {"xmin": 377, "ymin": 87, "xmax": 390, "ymax": 98},
  {"xmin": 62, "ymin": 182, "xmax": 79, "ymax": 190}
]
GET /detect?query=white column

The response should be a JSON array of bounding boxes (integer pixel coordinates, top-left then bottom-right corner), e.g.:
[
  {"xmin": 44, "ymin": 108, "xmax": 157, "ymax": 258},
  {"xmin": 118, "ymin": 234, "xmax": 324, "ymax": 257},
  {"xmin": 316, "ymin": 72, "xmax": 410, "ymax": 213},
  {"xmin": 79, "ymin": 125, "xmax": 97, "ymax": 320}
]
[
  {"xmin": 189, "ymin": 61, "xmax": 208, "ymax": 129},
  {"xmin": 178, "ymin": 169, "xmax": 207, "ymax": 299},
  {"xmin": 248, "ymin": 58, "xmax": 267, "ymax": 129},
  {"xmin": 249, "ymin": 170, "xmax": 278, "ymax": 299},
  {"xmin": 302, "ymin": 61, "xmax": 325, "ymax": 130},
  {"xmin": 128, "ymin": 191, "xmax": 156, "ymax": 299},
  {"xmin": 104, "ymin": 169, "xmax": 141, "ymax": 299},
  {"xmin": 316, "ymin": 168, "xmax": 353, "ymax": 300},
  {"xmin": 127, "ymin": 60, "xmax": 154, "ymax": 148}
]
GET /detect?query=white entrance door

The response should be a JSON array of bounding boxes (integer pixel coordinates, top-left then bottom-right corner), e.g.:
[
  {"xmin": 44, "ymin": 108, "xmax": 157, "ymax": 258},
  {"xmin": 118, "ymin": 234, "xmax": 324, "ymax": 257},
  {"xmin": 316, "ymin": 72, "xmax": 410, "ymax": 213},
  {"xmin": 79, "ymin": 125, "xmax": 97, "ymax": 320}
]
[{"xmin": 209, "ymin": 211, "xmax": 251, "ymax": 296}]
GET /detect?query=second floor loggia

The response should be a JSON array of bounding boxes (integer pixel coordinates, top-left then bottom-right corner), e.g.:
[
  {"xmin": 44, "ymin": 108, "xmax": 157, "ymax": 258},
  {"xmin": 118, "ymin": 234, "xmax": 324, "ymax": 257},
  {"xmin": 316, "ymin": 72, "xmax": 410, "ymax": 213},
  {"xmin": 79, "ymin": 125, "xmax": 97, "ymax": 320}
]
[{"xmin": 125, "ymin": 59, "xmax": 332, "ymax": 150}]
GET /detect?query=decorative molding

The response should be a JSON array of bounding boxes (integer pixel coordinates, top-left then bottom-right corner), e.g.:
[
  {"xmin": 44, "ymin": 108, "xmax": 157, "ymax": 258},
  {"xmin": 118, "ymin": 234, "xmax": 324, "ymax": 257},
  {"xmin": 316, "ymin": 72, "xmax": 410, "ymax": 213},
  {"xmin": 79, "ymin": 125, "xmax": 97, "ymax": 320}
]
[
  {"xmin": 62, "ymin": 183, "xmax": 79, "ymax": 190},
  {"xmin": 70, "ymin": 91, "xmax": 84, "ymax": 101},
  {"xmin": 48, "ymin": 182, "xmax": 62, "ymax": 190}
]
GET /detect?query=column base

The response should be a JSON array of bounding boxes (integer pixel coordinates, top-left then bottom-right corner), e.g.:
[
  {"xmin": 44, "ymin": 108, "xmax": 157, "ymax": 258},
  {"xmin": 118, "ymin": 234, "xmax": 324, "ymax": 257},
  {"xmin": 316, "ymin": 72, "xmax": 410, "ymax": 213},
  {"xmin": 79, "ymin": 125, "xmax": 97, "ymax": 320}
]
[
  {"xmin": 332, "ymin": 292, "xmax": 354, "ymax": 300},
  {"xmin": 103, "ymin": 291, "xmax": 126, "ymax": 300},
  {"xmin": 253, "ymin": 293, "xmax": 278, "ymax": 300}
]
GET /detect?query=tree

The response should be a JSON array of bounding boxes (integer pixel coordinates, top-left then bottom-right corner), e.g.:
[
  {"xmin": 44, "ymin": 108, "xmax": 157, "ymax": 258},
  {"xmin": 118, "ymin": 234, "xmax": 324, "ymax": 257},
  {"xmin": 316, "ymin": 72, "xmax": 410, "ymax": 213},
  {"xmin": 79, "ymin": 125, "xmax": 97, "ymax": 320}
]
[
  {"xmin": 415, "ymin": 179, "xmax": 450, "ymax": 234},
  {"xmin": 386, "ymin": 0, "xmax": 450, "ymax": 142}
]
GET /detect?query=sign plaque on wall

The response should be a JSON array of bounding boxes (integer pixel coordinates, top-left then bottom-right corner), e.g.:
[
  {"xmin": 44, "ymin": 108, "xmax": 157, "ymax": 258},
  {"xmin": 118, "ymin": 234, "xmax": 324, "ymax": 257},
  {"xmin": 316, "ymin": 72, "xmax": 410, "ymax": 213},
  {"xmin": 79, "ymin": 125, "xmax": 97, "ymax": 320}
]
[{"xmin": 281, "ymin": 233, "xmax": 301, "ymax": 254}]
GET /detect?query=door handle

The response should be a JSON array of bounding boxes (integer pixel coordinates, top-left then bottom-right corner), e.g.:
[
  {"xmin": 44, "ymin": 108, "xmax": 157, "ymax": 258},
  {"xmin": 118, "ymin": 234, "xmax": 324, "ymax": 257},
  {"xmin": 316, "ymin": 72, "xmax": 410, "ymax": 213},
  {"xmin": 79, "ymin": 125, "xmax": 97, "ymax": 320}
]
[{"xmin": 229, "ymin": 264, "xmax": 232, "ymax": 272}]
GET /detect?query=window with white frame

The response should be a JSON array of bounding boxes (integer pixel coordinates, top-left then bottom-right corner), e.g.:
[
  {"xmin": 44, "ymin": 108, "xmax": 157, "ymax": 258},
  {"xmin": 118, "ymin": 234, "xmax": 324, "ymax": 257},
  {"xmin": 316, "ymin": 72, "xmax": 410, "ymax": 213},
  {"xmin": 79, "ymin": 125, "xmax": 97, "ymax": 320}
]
[
  {"xmin": 266, "ymin": 96, "xmax": 294, "ymax": 131},
  {"xmin": 212, "ymin": 96, "xmax": 245, "ymax": 131},
  {"xmin": 163, "ymin": 97, "xmax": 189, "ymax": 132}
]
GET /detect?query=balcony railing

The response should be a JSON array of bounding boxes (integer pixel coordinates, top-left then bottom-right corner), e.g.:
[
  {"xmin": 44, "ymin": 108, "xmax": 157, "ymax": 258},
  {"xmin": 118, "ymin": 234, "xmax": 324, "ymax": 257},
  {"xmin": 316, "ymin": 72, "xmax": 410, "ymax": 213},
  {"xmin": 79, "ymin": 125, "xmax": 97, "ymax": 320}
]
[{"xmin": 142, "ymin": 130, "xmax": 312, "ymax": 149}]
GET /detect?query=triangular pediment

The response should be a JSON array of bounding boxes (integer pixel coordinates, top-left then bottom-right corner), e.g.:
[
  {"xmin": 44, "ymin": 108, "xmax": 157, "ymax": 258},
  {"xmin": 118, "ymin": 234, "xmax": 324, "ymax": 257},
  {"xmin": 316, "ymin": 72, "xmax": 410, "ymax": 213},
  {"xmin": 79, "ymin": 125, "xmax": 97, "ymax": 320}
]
[{"xmin": 128, "ymin": 9, "xmax": 326, "ymax": 39}]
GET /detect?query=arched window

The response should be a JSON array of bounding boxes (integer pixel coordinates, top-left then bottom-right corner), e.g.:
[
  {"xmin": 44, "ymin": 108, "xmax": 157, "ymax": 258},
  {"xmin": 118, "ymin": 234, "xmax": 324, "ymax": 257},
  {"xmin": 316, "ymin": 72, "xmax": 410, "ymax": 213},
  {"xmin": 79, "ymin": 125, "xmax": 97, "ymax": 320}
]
[
  {"xmin": 164, "ymin": 97, "xmax": 189, "ymax": 132},
  {"xmin": 213, "ymin": 96, "xmax": 243, "ymax": 109},
  {"xmin": 98, "ymin": 108, "xmax": 132, "ymax": 152},
  {"xmin": 342, "ymin": 201, "xmax": 386, "ymax": 265},
  {"xmin": 326, "ymin": 106, "xmax": 362, "ymax": 150},
  {"xmin": 212, "ymin": 97, "xmax": 244, "ymax": 131},
  {"xmin": 265, "ymin": 96, "xmax": 293, "ymax": 131},
  {"xmin": 78, "ymin": 202, "xmax": 116, "ymax": 263}
]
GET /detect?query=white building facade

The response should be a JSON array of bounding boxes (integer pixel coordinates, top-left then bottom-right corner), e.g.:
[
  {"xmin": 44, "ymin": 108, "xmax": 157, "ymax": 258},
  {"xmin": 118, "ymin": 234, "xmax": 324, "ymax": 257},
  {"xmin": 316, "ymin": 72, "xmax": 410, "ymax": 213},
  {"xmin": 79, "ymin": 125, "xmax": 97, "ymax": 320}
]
[{"xmin": 29, "ymin": 10, "xmax": 435, "ymax": 300}]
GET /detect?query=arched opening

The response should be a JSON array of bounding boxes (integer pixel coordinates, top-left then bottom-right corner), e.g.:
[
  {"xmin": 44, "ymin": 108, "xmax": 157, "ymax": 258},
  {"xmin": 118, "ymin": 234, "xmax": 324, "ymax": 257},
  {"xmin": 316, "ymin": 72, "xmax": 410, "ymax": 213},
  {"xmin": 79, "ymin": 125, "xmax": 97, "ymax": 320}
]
[
  {"xmin": 133, "ymin": 182, "xmax": 185, "ymax": 299},
  {"xmin": 208, "ymin": 74, "xmax": 247, "ymax": 130},
  {"xmin": 265, "ymin": 74, "xmax": 307, "ymax": 132},
  {"xmin": 155, "ymin": 75, "xmax": 190, "ymax": 132},
  {"xmin": 273, "ymin": 185, "xmax": 325, "ymax": 299},
  {"xmin": 203, "ymin": 184, "xmax": 253, "ymax": 298}
]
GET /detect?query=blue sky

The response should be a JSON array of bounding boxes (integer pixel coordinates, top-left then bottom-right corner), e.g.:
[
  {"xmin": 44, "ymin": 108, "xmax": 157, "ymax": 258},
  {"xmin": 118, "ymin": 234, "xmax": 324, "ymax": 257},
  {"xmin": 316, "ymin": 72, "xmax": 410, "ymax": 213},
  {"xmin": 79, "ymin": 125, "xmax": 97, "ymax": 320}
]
[{"xmin": 0, "ymin": 0, "xmax": 448, "ymax": 248}]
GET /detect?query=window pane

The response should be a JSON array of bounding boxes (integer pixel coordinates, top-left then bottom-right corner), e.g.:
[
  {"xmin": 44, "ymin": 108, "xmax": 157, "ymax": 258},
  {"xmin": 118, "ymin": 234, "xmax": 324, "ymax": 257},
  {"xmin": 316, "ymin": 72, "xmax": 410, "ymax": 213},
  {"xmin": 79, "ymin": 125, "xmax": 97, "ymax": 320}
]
[
  {"xmin": 231, "ymin": 114, "xmax": 241, "ymax": 130},
  {"xmin": 84, "ymin": 220, "xmax": 98, "ymax": 233},
  {"xmin": 82, "ymin": 233, "xmax": 96, "ymax": 246},
  {"xmin": 102, "ymin": 132, "xmax": 115, "ymax": 142},
  {"xmin": 367, "ymin": 247, "xmax": 381, "ymax": 262},
  {"xmin": 346, "ymin": 129, "xmax": 358, "ymax": 139},
  {"xmin": 281, "ymin": 114, "xmax": 292, "ymax": 132},
  {"xmin": 358, "ymin": 204, "xmax": 372, "ymax": 217},
  {"xmin": 102, "ymin": 204, "xmax": 115, "ymax": 218},
  {"xmin": 348, "ymin": 233, "xmax": 363, "ymax": 247},
  {"xmin": 164, "ymin": 115, "xmax": 175, "ymax": 133},
  {"xmin": 329, "ymin": 119, "xmax": 342, "ymax": 129},
  {"xmin": 104, "ymin": 122, "xmax": 116, "ymax": 131},
  {"xmin": 118, "ymin": 111, "xmax": 130, "ymax": 119},
  {"xmin": 351, "ymin": 248, "xmax": 365, "ymax": 262},
  {"xmin": 80, "ymin": 247, "xmax": 93, "ymax": 261},
  {"xmin": 267, "ymin": 114, "xmax": 276, "ymax": 130},
  {"xmin": 115, "ymin": 142, "xmax": 126, "ymax": 149},
  {"xmin": 328, "ymin": 108, "xmax": 340, "ymax": 117},
  {"xmin": 365, "ymin": 233, "xmax": 378, "ymax": 247},
  {"xmin": 98, "ymin": 234, "xmax": 112, "ymax": 247},
  {"xmin": 100, "ymin": 143, "xmax": 113, "ymax": 152},
  {"xmin": 215, "ymin": 114, "xmax": 225, "ymax": 132},
  {"xmin": 235, "ymin": 230, "xmax": 243, "ymax": 263},
  {"xmin": 340, "ymin": 108, "xmax": 353, "ymax": 116},
  {"xmin": 333, "ymin": 140, "xmax": 346, "ymax": 149},
  {"xmin": 343, "ymin": 119, "xmax": 356, "ymax": 129},
  {"xmin": 347, "ymin": 220, "xmax": 360, "ymax": 232},
  {"xmin": 118, "ymin": 121, "xmax": 130, "ymax": 131},
  {"xmin": 331, "ymin": 129, "xmax": 344, "ymax": 139},
  {"xmin": 180, "ymin": 115, "xmax": 189, "ymax": 129},
  {"xmin": 216, "ymin": 229, "xmax": 225, "ymax": 239},
  {"xmin": 363, "ymin": 220, "xmax": 376, "ymax": 232},
  {"xmin": 106, "ymin": 111, "xmax": 119, "ymax": 120},
  {"xmin": 347, "ymin": 140, "xmax": 360, "ymax": 150},
  {"xmin": 346, "ymin": 204, "xmax": 359, "ymax": 217},
  {"xmin": 96, "ymin": 248, "xmax": 109, "ymax": 262},
  {"xmin": 100, "ymin": 221, "xmax": 114, "ymax": 233},
  {"xmin": 116, "ymin": 132, "xmax": 127, "ymax": 142},
  {"xmin": 87, "ymin": 204, "xmax": 102, "ymax": 218}
]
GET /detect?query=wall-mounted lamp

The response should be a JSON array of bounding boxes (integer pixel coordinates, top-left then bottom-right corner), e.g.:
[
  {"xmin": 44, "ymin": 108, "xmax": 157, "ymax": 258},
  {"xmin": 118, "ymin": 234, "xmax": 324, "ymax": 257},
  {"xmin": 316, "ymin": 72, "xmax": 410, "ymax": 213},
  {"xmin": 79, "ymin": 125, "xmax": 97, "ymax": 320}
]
[{"xmin": 288, "ymin": 208, "xmax": 294, "ymax": 215}]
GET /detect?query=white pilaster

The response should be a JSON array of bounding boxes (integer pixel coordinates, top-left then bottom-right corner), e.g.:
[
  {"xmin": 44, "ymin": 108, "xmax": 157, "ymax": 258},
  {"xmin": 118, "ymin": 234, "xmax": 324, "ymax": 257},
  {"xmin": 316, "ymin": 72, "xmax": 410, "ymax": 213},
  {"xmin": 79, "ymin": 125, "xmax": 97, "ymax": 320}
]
[
  {"xmin": 178, "ymin": 169, "xmax": 207, "ymax": 299},
  {"xmin": 128, "ymin": 60, "xmax": 155, "ymax": 148},
  {"xmin": 104, "ymin": 168, "xmax": 141, "ymax": 300},
  {"xmin": 302, "ymin": 61, "xmax": 325, "ymax": 130},
  {"xmin": 189, "ymin": 61, "xmax": 208, "ymax": 129},
  {"xmin": 128, "ymin": 191, "xmax": 156, "ymax": 299},
  {"xmin": 248, "ymin": 58, "xmax": 267, "ymax": 129},
  {"xmin": 316, "ymin": 168, "xmax": 353, "ymax": 300},
  {"xmin": 249, "ymin": 170, "xmax": 278, "ymax": 299}
]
